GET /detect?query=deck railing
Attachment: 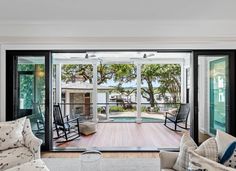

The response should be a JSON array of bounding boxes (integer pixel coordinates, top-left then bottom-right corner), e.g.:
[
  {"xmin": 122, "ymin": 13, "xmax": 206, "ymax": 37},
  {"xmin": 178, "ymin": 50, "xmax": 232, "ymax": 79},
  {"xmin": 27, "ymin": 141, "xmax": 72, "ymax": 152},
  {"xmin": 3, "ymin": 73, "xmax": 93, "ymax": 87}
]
[{"xmin": 56, "ymin": 102, "xmax": 181, "ymax": 122}]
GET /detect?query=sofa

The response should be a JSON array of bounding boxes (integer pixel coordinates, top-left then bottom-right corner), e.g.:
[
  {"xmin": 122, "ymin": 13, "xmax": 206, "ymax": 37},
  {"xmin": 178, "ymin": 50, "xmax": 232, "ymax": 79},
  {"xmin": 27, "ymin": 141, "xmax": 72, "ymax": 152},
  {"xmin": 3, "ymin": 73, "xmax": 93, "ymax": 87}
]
[
  {"xmin": 160, "ymin": 150, "xmax": 235, "ymax": 171},
  {"xmin": 160, "ymin": 151, "xmax": 179, "ymax": 171},
  {"xmin": 160, "ymin": 130, "xmax": 236, "ymax": 171},
  {"xmin": 5, "ymin": 159, "xmax": 49, "ymax": 171},
  {"xmin": 0, "ymin": 118, "xmax": 43, "ymax": 170}
]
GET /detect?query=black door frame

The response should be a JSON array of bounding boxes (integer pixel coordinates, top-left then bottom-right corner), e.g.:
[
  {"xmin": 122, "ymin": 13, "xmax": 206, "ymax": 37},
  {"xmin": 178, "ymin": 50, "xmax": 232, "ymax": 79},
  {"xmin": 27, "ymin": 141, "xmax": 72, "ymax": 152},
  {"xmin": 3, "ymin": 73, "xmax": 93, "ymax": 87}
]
[
  {"xmin": 191, "ymin": 50, "xmax": 236, "ymax": 143},
  {"xmin": 6, "ymin": 50, "xmax": 52, "ymax": 151}
]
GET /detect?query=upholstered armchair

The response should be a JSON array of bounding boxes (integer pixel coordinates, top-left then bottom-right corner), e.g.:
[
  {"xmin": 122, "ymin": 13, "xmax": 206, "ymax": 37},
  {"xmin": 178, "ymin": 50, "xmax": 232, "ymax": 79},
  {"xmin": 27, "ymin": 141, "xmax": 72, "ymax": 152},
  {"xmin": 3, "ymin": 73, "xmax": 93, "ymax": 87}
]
[
  {"xmin": 0, "ymin": 118, "xmax": 43, "ymax": 170},
  {"xmin": 23, "ymin": 118, "xmax": 43, "ymax": 159}
]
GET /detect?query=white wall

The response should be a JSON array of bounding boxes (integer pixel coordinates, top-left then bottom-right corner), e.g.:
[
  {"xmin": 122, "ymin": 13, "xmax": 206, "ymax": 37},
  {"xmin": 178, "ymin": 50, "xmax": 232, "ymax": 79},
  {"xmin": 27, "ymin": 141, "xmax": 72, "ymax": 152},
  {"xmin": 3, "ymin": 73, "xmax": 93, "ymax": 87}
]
[
  {"xmin": 1, "ymin": 20, "xmax": 236, "ymax": 38},
  {"xmin": 198, "ymin": 58, "xmax": 209, "ymax": 134},
  {"xmin": 1, "ymin": 20, "xmax": 236, "ymax": 48}
]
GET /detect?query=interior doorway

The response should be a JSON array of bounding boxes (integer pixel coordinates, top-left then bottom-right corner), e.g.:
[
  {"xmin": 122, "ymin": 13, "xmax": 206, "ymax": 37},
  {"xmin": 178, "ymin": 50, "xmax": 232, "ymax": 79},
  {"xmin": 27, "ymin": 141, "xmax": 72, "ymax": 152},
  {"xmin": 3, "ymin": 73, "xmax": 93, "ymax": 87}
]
[
  {"xmin": 6, "ymin": 50, "xmax": 235, "ymax": 151},
  {"xmin": 51, "ymin": 51, "xmax": 191, "ymax": 150}
]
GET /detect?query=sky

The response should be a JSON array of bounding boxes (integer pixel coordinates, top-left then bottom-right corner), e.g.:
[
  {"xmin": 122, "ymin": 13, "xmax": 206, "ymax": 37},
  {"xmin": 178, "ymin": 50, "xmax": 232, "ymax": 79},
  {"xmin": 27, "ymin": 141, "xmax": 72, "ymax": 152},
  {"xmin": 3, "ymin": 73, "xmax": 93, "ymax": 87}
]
[{"xmin": 100, "ymin": 78, "xmax": 160, "ymax": 88}]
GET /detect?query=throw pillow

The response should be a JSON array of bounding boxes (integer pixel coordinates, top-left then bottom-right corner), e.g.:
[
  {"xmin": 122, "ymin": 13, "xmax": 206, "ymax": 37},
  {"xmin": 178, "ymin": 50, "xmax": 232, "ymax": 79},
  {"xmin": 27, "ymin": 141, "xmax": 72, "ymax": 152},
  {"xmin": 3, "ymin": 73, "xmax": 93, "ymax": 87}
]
[
  {"xmin": 0, "ymin": 117, "xmax": 26, "ymax": 151},
  {"xmin": 173, "ymin": 133, "xmax": 198, "ymax": 171},
  {"xmin": 189, "ymin": 150, "xmax": 235, "ymax": 171},
  {"xmin": 220, "ymin": 141, "xmax": 236, "ymax": 169},
  {"xmin": 216, "ymin": 130, "xmax": 236, "ymax": 159},
  {"xmin": 195, "ymin": 137, "xmax": 218, "ymax": 162},
  {"xmin": 168, "ymin": 108, "xmax": 178, "ymax": 116}
]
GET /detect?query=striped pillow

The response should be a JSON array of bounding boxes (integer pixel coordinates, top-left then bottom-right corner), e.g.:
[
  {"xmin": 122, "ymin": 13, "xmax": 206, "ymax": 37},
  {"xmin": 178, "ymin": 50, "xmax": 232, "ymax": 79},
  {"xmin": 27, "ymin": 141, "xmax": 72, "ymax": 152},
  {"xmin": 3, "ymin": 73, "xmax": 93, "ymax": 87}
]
[
  {"xmin": 195, "ymin": 137, "xmax": 218, "ymax": 162},
  {"xmin": 173, "ymin": 133, "xmax": 198, "ymax": 171},
  {"xmin": 220, "ymin": 141, "xmax": 236, "ymax": 168}
]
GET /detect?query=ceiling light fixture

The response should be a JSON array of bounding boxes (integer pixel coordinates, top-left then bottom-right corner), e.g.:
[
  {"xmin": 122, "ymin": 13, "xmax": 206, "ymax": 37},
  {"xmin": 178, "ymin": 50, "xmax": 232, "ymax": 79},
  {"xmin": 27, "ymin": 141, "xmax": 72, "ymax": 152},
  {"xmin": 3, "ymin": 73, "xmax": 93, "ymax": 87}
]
[
  {"xmin": 85, "ymin": 54, "xmax": 97, "ymax": 59},
  {"xmin": 143, "ymin": 53, "xmax": 155, "ymax": 58}
]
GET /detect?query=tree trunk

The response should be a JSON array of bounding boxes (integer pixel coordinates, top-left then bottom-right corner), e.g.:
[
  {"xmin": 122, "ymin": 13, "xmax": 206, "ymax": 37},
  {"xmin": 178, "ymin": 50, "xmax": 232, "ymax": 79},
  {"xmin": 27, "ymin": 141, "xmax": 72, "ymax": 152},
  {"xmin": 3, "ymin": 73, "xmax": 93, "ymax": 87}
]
[
  {"xmin": 149, "ymin": 92, "xmax": 155, "ymax": 107},
  {"xmin": 147, "ymin": 78, "xmax": 155, "ymax": 107}
]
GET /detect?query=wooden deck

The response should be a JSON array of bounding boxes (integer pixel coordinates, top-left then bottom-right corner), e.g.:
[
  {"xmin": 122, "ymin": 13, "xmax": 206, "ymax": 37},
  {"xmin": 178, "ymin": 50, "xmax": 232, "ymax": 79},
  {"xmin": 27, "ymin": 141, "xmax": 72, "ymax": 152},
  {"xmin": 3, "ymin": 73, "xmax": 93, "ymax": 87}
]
[{"xmin": 53, "ymin": 123, "xmax": 185, "ymax": 150}]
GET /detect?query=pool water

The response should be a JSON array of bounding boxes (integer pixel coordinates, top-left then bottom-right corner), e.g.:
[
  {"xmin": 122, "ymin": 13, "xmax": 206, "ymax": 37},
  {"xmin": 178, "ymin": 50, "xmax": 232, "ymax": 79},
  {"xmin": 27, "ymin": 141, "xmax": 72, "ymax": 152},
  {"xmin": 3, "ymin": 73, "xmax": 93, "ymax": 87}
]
[{"xmin": 110, "ymin": 116, "xmax": 164, "ymax": 123}]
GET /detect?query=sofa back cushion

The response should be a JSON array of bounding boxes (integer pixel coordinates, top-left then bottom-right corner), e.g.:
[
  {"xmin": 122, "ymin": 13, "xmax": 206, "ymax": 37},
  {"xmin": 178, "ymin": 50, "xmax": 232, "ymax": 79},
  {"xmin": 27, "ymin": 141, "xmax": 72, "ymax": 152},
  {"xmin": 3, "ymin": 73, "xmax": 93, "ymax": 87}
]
[{"xmin": 0, "ymin": 117, "xmax": 26, "ymax": 151}]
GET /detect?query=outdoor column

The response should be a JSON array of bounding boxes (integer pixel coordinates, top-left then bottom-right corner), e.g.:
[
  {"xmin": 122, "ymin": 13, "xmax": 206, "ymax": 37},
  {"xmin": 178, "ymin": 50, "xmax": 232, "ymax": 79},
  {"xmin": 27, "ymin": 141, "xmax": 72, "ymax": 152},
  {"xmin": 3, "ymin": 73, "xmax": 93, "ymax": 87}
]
[
  {"xmin": 92, "ymin": 63, "xmax": 98, "ymax": 122},
  {"xmin": 181, "ymin": 60, "xmax": 186, "ymax": 103},
  {"xmin": 136, "ymin": 63, "xmax": 142, "ymax": 123},
  {"xmin": 65, "ymin": 91, "xmax": 70, "ymax": 116},
  {"xmin": 106, "ymin": 92, "xmax": 110, "ymax": 120},
  {"xmin": 55, "ymin": 64, "xmax": 62, "ymax": 104}
]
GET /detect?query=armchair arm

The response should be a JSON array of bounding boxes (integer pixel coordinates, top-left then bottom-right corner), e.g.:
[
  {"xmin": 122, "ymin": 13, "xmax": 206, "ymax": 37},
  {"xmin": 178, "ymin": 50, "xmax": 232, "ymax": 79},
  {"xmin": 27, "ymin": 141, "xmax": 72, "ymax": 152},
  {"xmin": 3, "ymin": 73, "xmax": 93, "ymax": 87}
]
[
  {"xmin": 23, "ymin": 119, "xmax": 43, "ymax": 159},
  {"xmin": 159, "ymin": 151, "xmax": 179, "ymax": 170}
]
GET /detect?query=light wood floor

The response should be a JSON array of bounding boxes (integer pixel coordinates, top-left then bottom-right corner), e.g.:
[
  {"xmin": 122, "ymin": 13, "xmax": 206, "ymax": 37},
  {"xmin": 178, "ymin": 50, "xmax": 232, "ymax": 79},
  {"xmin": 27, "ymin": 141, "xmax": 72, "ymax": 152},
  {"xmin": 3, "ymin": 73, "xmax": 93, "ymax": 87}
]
[{"xmin": 53, "ymin": 123, "xmax": 185, "ymax": 150}]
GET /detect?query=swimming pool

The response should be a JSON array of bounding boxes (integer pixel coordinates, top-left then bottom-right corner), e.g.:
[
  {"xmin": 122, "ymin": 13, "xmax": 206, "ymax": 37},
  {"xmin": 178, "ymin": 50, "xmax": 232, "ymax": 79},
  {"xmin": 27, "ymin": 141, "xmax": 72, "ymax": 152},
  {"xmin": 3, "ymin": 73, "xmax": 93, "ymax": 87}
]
[{"xmin": 109, "ymin": 116, "xmax": 164, "ymax": 123}]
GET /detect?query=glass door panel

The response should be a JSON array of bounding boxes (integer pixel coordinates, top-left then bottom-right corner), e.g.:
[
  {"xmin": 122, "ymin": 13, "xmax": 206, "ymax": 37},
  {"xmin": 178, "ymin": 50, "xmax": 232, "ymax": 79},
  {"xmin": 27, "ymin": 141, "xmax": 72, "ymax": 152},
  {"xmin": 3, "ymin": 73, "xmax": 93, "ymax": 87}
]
[
  {"xmin": 17, "ymin": 56, "xmax": 46, "ymax": 143},
  {"xmin": 209, "ymin": 58, "xmax": 228, "ymax": 134},
  {"xmin": 197, "ymin": 54, "xmax": 229, "ymax": 143}
]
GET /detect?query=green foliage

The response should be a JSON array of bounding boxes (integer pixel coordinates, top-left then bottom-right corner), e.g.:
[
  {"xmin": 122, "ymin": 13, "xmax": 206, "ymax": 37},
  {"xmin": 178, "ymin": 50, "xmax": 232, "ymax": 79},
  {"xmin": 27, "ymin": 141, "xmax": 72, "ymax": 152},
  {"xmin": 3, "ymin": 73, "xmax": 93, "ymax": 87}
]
[
  {"xmin": 141, "ymin": 106, "xmax": 147, "ymax": 112},
  {"xmin": 110, "ymin": 64, "xmax": 136, "ymax": 83},
  {"xmin": 18, "ymin": 64, "xmax": 35, "ymax": 71},
  {"xmin": 61, "ymin": 63, "xmax": 181, "ymax": 106},
  {"xmin": 97, "ymin": 107, "xmax": 103, "ymax": 113},
  {"xmin": 141, "ymin": 106, "xmax": 159, "ymax": 113},
  {"xmin": 61, "ymin": 64, "xmax": 93, "ymax": 83},
  {"xmin": 109, "ymin": 106, "xmax": 125, "ymax": 112},
  {"xmin": 19, "ymin": 74, "xmax": 34, "ymax": 109},
  {"xmin": 141, "ymin": 64, "xmax": 181, "ymax": 106},
  {"xmin": 18, "ymin": 64, "xmax": 45, "ymax": 109},
  {"xmin": 156, "ymin": 64, "xmax": 181, "ymax": 103}
]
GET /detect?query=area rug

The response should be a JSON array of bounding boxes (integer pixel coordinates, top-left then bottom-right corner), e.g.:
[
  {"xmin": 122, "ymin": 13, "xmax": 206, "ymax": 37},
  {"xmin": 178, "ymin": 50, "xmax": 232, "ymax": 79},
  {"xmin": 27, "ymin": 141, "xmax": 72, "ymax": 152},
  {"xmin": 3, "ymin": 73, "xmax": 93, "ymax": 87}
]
[{"xmin": 43, "ymin": 158, "xmax": 160, "ymax": 171}]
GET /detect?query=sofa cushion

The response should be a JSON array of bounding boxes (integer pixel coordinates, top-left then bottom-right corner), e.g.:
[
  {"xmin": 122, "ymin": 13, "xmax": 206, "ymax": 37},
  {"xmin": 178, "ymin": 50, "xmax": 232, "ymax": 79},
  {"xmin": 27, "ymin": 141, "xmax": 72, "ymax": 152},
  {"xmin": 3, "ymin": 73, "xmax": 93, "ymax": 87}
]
[
  {"xmin": 189, "ymin": 150, "xmax": 235, "ymax": 171},
  {"xmin": 5, "ymin": 159, "xmax": 49, "ymax": 171},
  {"xmin": 220, "ymin": 141, "xmax": 236, "ymax": 168},
  {"xmin": 0, "ymin": 117, "xmax": 26, "ymax": 151},
  {"xmin": 0, "ymin": 146, "xmax": 34, "ymax": 171},
  {"xmin": 216, "ymin": 130, "xmax": 236, "ymax": 159},
  {"xmin": 173, "ymin": 133, "xmax": 197, "ymax": 171},
  {"xmin": 195, "ymin": 137, "xmax": 218, "ymax": 162}
]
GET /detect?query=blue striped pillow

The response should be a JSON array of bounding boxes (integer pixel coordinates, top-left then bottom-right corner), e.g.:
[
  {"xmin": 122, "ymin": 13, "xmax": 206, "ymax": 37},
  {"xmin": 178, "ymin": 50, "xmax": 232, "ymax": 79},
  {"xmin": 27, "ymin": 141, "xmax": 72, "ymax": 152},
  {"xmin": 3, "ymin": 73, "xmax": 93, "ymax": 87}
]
[{"xmin": 220, "ymin": 141, "xmax": 236, "ymax": 168}]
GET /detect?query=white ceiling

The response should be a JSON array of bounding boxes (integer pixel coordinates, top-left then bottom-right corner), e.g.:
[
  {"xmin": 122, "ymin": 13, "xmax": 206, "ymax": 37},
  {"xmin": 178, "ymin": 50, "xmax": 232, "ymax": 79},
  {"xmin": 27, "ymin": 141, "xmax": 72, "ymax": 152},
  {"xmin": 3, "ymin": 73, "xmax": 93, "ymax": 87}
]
[
  {"xmin": 0, "ymin": 0, "xmax": 236, "ymax": 21},
  {"xmin": 52, "ymin": 52, "xmax": 190, "ymax": 65},
  {"xmin": 1, "ymin": 0, "xmax": 236, "ymax": 47}
]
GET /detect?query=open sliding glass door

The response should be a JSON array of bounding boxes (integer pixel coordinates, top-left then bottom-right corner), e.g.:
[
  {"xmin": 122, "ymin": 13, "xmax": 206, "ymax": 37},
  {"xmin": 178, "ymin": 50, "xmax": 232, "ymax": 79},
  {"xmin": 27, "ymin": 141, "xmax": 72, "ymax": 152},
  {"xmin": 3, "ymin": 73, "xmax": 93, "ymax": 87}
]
[
  {"xmin": 192, "ymin": 51, "xmax": 236, "ymax": 144},
  {"xmin": 6, "ymin": 51, "xmax": 52, "ymax": 150}
]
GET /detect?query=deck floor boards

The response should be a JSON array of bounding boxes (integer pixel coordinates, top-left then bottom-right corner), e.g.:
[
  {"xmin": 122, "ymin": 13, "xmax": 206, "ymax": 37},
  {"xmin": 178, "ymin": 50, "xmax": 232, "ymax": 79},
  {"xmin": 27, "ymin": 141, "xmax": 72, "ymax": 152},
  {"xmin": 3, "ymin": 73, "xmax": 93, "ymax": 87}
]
[{"xmin": 54, "ymin": 123, "xmax": 185, "ymax": 150}]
